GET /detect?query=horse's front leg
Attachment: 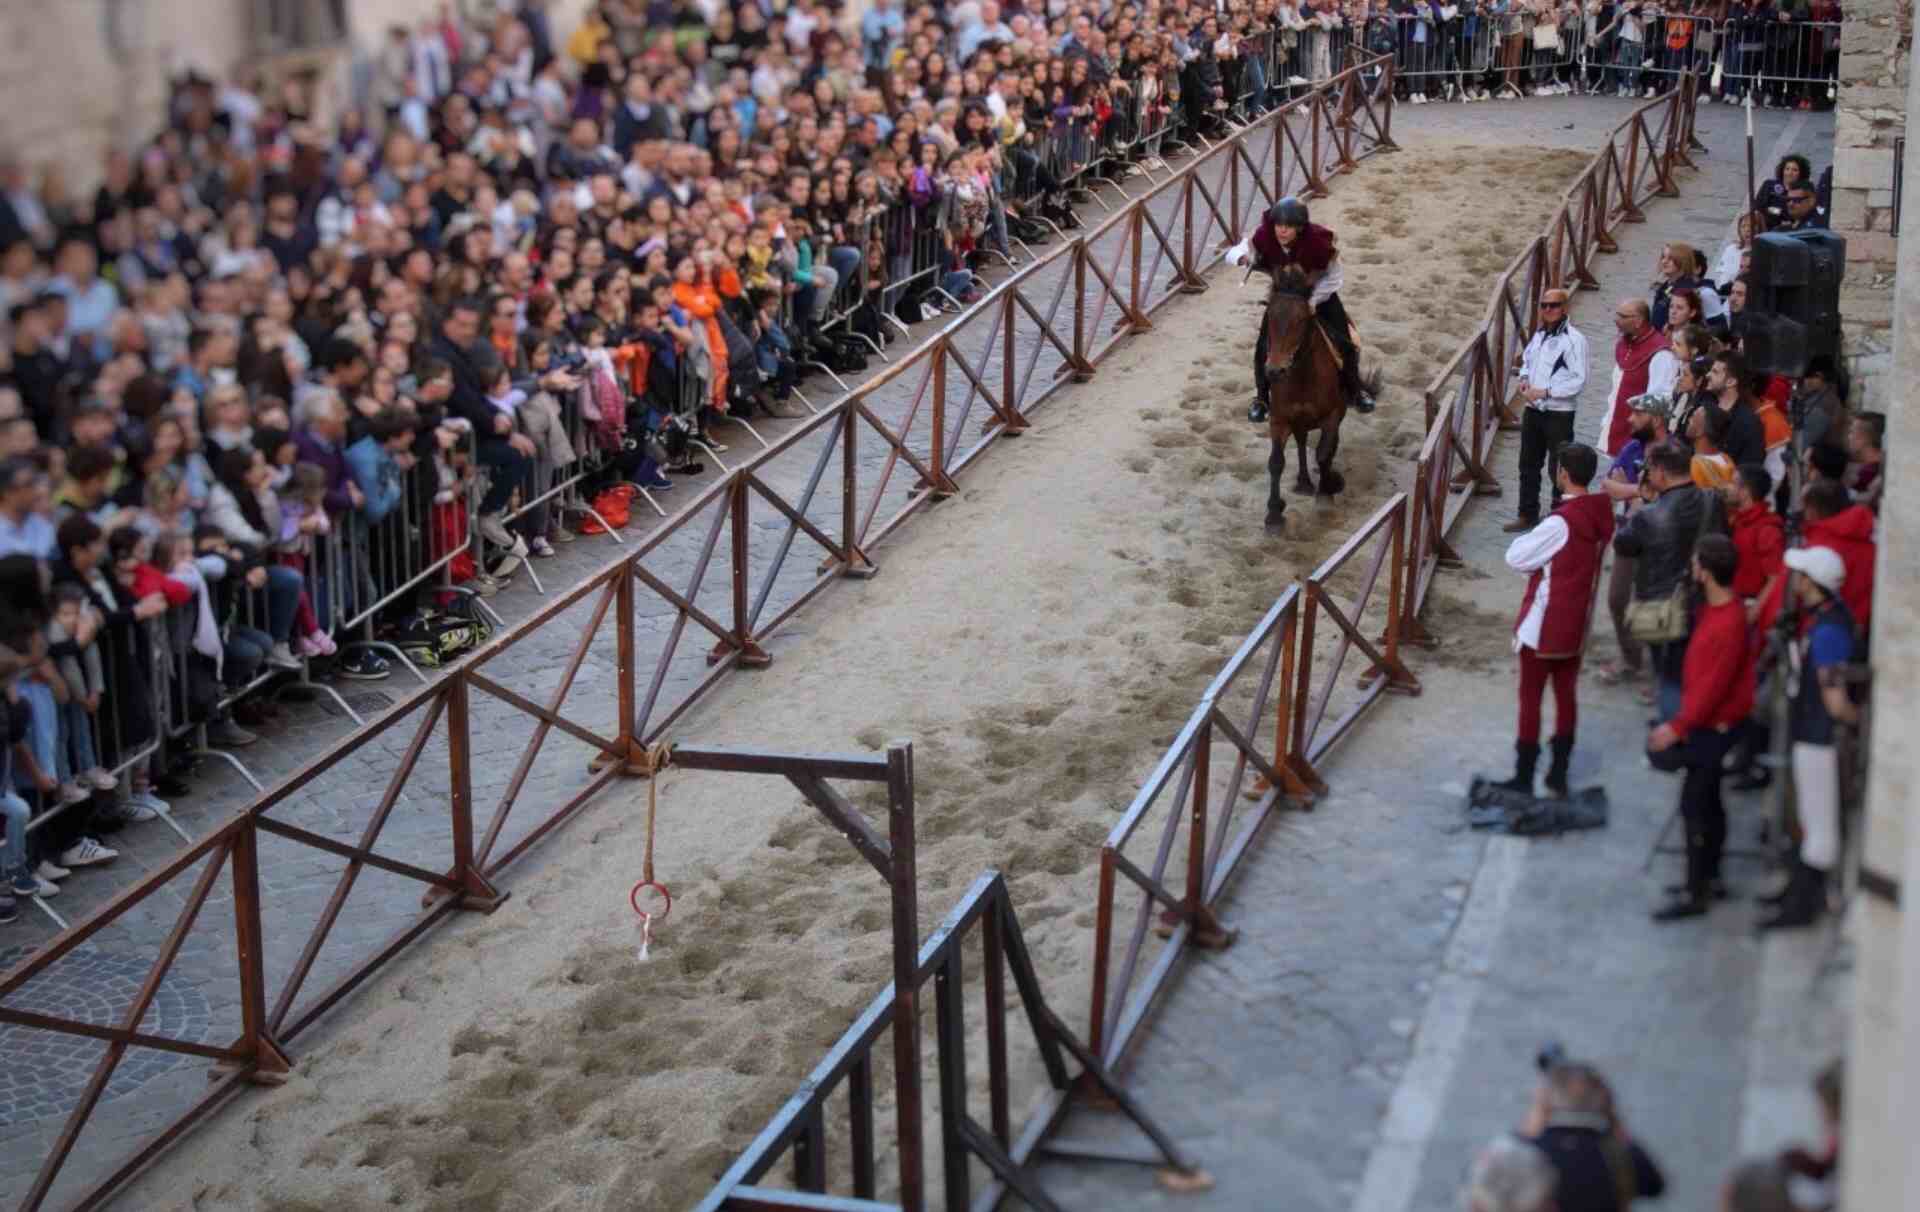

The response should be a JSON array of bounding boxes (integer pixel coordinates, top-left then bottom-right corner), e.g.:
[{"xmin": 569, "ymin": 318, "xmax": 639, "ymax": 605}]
[
  {"xmin": 1315, "ymin": 422, "xmax": 1346, "ymax": 496},
  {"xmin": 1293, "ymin": 425, "xmax": 1316, "ymax": 494},
  {"xmin": 1266, "ymin": 432, "xmax": 1287, "ymax": 529}
]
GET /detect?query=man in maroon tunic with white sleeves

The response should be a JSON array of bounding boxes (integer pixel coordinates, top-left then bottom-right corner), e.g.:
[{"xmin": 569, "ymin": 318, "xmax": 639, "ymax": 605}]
[{"xmin": 1491, "ymin": 443, "xmax": 1615, "ymax": 798}]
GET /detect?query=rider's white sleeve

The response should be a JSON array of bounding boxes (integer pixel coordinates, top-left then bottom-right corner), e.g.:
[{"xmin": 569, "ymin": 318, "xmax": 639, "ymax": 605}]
[
  {"xmin": 1309, "ymin": 258, "xmax": 1344, "ymax": 307},
  {"xmin": 1226, "ymin": 236, "xmax": 1253, "ymax": 267}
]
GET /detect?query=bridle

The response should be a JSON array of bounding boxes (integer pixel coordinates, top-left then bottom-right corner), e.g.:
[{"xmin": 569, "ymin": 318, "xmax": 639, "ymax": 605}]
[{"xmin": 1264, "ymin": 281, "xmax": 1312, "ymax": 375}]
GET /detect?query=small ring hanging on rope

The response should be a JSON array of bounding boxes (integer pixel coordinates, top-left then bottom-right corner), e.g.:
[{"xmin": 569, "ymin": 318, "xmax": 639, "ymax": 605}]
[{"xmin": 630, "ymin": 879, "xmax": 673, "ymax": 923}]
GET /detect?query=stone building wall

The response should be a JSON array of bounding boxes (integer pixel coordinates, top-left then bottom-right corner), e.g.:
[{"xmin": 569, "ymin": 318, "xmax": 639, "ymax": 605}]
[{"xmin": 1831, "ymin": 0, "xmax": 1913, "ymax": 408}]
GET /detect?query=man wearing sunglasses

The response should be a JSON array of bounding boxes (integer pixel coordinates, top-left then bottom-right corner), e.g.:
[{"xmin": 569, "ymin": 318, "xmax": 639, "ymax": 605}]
[{"xmin": 1503, "ymin": 289, "xmax": 1590, "ymax": 534}]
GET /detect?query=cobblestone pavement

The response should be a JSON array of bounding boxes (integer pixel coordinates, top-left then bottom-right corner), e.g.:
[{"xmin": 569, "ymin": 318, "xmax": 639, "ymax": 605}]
[
  {"xmin": 1036, "ymin": 98, "xmax": 1844, "ymax": 1212},
  {"xmin": 0, "ymin": 110, "xmax": 1346, "ymax": 1206}
]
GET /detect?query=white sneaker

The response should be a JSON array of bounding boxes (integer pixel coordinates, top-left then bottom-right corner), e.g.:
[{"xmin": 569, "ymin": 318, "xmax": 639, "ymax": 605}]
[
  {"xmin": 1643, "ymin": 86, "xmax": 1655, "ymax": 98},
  {"xmin": 85, "ymin": 768, "xmax": 118, "ymax": 791},
  {"xmin": 14, "ymin": 874, "xmax": 57, "ymax": 898},
  {"xmin": 530, "ymin": 536, "xmax": 556, "ymax": 559},
  {"xmin": 267, "ymin": 642, "xmax": 303, "ymax": 672},
  {"xmin": 58, "ymin": 783, "xmax": 90, "ymax": 805},
  {"xmin": 466, "ymin": 573, "xmax": 501, "ymax": 598},
  {"xmin": 477, "ymin": 512, "xmax": 517, "ymax": 550},
  {"xmin": 105, "ymin": 792, "xmax": 165, "ymax": 823},
  {"xmin": 36, "ymin": 859, "xmax": 70, "ymax": 881},
  {"xmin": 59, "ymin": 837, "xmax": 119, "ymax": 867}
]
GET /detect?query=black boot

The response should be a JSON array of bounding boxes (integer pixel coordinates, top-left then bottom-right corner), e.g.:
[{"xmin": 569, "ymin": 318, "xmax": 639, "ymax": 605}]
[
  {"xmin": 1492, "ymin": 740, "xmax": 1539, "ymax": 795},
  {"xmin": 1543, "ymin": 736, "xmax": 1574, "ymax": 798},
  {"xmin": 1345, "ymin": 372, "xmax": 1376, "ymax": 414},
  {"xmin": 1653, "ymin": 831, "xmax": 1713, "ymax": 922},
  {"xmin": 1754, "ymin": 855, "xmax": 1797, "ymax": 905},
  {"xmin": 1248, "ymin": 393, "xmax": 1268, "ymax": 423},
  {"xmin": 1756, "ymin": 860, "xmax": 1826, "ymax": 932}
]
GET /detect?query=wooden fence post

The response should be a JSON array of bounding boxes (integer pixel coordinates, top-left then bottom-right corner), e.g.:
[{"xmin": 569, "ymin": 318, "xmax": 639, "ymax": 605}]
[
  {"xmin": 231, "ymin": 822, "xmax": 293, "ymax": 1081},
  {"xmin": 446, "ymin": 676, "xmax": 508, "ymax": 908}
]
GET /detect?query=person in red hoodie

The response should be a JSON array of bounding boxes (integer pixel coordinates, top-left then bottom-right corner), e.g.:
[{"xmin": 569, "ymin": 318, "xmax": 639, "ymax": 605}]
[
  {"xmin": 1493, "ymin": 444, "xmax": 1615, "ymax": 799},
  {"xmin": 1725, "ymin": 464, "xmax": 1788, "ymax": 791},
  {"xmin": 1727, "ymin": 465, "xmax": 1786, "ymax": 614},
  {"xmin": 1755, "ymin": 481, "xmax": 1875, "ymax": 637},
  {"xmin": 1648, "ymin": 534, "xmax": 1756, "ymax": 922},
  {"xmin": 125, "ymin": 533, "xmax": 192, "ymax": 610}
]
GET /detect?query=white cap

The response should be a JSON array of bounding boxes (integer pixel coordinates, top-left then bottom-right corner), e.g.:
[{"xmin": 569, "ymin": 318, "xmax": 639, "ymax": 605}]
[{"xmin": 1783, "ymin": 546, "xmax": 1846, "ymax": 594}]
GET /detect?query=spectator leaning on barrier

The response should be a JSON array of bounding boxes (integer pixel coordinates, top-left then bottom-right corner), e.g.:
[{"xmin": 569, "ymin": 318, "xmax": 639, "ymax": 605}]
[
  {"xmin": 1504, "ymin": 287, "xmax": 1589, "ymax": 534},
  {"xmin": 1647, "ymin": 533, "xmax": 1755, "ymax": 923},
  {"xmin": 1496, "ymin": 442, "xmax": 1612, "ymax": 800}
]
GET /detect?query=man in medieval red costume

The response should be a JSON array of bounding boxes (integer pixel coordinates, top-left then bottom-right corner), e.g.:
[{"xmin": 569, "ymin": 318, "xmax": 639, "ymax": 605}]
[
  {"xmin": 1601, "ymin": 298, "xmax": 1678, "ymax": 455},
  {"xmin": 1227, "ymin": 196, "xmax": 1376, "ymax": 423},
  {"xmin": 1491, "ymin": 442, "xmax": 1615, "ymax": 798}
]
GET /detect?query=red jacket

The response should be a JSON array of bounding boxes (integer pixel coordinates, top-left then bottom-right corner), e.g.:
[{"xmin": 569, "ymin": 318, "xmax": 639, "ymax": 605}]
[
  {"xmin": 1671, "ymin": 598, "xmax": 1756, "ymax": 739},
  {"xmin": 1251, "ymin": 220, "xmax": 1338, "ymax": 279},
  {"xmin": 131, "ymin": 564, "xmax": 191, "ymax": 608},
  {"xmin": 1606, "ymin": 326, "xmax": 1671, "ymax": 454},
  {"xmin": 1728, "ymin": 502, "xmax": 1785, "ymax": 602},
  {"xmin": 1756, "ymin": 504, "xmax": 1876, "ymax": 633}
]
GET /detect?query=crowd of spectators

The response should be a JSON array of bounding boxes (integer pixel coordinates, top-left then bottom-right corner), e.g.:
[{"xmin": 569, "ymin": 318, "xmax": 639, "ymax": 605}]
[
  {"xmin": 1479, "ymin": 142, "xmax": 1874, "ymax": 1209},
  {"xmin": 0, "ymin": 0, "xmax": 1441, "ymax": 920},
  {"xmin": 1368, "ymin": 0, "xmax": 1842, "ymax": 108}
]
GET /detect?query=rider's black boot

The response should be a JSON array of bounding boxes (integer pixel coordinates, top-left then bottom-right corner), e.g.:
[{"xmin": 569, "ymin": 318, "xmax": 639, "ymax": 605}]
[{"xmin": 1248, "ymin": 394, "xmax": 1268, "ymax": 423}]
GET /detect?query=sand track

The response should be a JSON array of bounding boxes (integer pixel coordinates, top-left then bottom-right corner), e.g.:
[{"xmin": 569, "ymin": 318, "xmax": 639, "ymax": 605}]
[{"xmin": 121, "ymin": 138, "xmax": 1590, "ymax": 1212}]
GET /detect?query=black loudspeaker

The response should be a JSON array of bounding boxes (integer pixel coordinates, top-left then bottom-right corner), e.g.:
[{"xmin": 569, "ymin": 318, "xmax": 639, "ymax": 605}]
[{"xmin": 1745, "ymin": 230, "xmax": 1846, "ymax": 377}]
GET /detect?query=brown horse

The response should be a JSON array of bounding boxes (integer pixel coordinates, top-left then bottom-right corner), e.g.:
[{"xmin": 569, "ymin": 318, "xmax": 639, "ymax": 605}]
[{"xmin": 1262, "ymin": 268, "xmax": 1377, "ymax": 530}]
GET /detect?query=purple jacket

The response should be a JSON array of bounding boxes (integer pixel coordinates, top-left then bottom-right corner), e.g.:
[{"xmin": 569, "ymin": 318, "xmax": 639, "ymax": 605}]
[{"xmin": 294, "ymin": 427, "xmax": 355, "ymax": 515}]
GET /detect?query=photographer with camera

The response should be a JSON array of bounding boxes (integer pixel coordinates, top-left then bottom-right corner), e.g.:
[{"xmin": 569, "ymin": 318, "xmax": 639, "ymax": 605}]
[{"xmin": 1522, "ymin": 1053, "xmax": 1667, "ymax": 1211}]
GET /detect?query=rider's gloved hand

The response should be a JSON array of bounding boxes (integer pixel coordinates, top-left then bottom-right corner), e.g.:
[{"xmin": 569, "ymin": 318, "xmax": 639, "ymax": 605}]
[{"xmin": 1225, "ymin": 237, "xmax": 1253, "ymax": 268}]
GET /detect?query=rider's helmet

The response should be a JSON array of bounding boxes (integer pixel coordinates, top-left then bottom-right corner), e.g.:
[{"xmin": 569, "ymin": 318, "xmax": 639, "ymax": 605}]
[{"xmin": 1268, "ymin": 197, "xmax": 1310, "ymax": 229}]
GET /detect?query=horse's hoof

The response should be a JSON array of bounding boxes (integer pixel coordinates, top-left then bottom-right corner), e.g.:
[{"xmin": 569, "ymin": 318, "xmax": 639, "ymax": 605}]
[
  {"xmin": 1265, "ymin": 513, "xmax": 1286, "ymax": 533},
  {"xmin": 1319, "ymin": 470, "xmax": 1347, "ymax": 497},
  {"xmin": 1294, "ymin": 478, "xmax": 1316, "ymax": 496}
]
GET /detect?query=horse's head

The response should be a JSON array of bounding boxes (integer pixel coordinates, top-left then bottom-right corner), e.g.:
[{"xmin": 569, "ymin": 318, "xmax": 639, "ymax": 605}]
[{"xmin": 1263, "ymin": 266, "xmax": 1315, "ymax": 376}]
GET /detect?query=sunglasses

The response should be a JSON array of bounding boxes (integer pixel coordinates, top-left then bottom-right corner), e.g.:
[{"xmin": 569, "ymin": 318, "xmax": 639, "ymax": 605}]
[{"xmin": 1540, "ymin": 300, "xmax": 1566, "ymax": 309}]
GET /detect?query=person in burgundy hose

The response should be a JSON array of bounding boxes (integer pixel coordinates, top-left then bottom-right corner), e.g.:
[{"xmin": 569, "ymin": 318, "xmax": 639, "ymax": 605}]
[
  {"xmin": 1228, "ymin": 196, "xmax": 1376, "ymax": 423},
  {"xmin": 1493, "ymin": 443, "xmax": 1615, "ymax": 798},
  {"xmin": 1647, "ymin": 533, "xmax": 1757, "ymax": 922}
]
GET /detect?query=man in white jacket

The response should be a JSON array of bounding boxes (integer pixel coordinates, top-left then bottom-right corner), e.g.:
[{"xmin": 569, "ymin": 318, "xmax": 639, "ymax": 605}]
[{"xmin": 1503, "ymin": 287, "xmax": 1590, "ymax": 532}]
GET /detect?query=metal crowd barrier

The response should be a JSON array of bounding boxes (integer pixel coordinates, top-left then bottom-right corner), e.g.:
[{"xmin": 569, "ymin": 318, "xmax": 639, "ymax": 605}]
[
  {"xmin": 1365, "ymin": 13, "xmax": 1839, "ymax": 107},
  {"xmin": 1711, "ymin": 16, "xmax": 1840, "ymax": 105}
]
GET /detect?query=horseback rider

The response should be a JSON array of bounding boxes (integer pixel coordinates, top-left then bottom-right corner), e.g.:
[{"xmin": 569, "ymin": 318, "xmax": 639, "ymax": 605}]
[{"xmin": 1228, "ymin": 196, "xmax": 1376, "ymax": 422}]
